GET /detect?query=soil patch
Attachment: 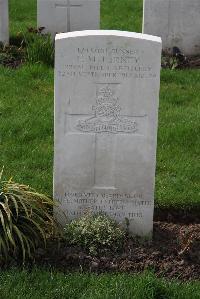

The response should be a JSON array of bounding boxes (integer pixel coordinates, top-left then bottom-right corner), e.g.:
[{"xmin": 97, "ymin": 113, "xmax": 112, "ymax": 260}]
[
  {"xmin": 34, "ymin": 221, "xmax": 200, "ymax": 281},
  {"xmin": 154, "ymin": 208, "xmax": 200, "ymax": 224}
]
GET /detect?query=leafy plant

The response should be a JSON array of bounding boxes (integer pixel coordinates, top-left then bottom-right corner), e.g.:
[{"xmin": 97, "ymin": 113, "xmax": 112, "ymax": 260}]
[
  {"xmin": 24, "ymin": 29, "xmax": 54, "ymax": 66},
  {"xmin": 0, "ymin": 169, "xmax": 58, "ymax": 262},
  {"xmin": 0, "ymin": 28, "xmax": 54, "ymax": 68},
  {"xmin": 64, "ymin": 213, "xmax": 125, "ymax": 255},
  {"xmin": 162, "ymin": 55, "xmax": 179, "ymax": 70},
  {"xmin": 161, "ymin": 47, "xmax": 192, "ymax": 70}
]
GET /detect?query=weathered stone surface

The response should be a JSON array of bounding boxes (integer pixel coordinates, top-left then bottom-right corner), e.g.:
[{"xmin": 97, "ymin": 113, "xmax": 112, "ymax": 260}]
[
  {"xmin": 143, "ymin": 0, "xmax": 200, "ymax": 56},
  {"xmin": 54, "ymin": 30, "xmax": 162, "ymax": 236},
  {"xmin": 0, "ymin": 0, "xmax": 9, "ymax": 44},
  {"xmin": 37, "ymin": 0, "xmax": 100, "ymax": 37}
]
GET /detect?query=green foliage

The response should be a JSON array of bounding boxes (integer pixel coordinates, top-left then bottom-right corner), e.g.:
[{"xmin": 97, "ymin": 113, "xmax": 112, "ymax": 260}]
[
  {"xmin": 162, "ymin": 55, "xmax": 180, "ymax": 70},
  {"xmin": 0, "ymin": 29, "xmax": 54, "ymax": 68},
  {"xmin": 24, "ymin": 30, "xmax": 54, "ymax": 66},
  {"xmin": 64, "ymin": 213, "xmax": 125, "ymax": 255},
  {"xmin": 10, "ymin": 0, "xmax": 36, "ymax": 37},
  {"xmin": 0, "ymin": 269, "xmax": 200, "ymax": 299},
  {"xmin": 101, "ymin": 0, "xmax": 142, "ymax": 32},
  {"xmin": 0, "ymin": 169, "xmax": 58, "ymax": 262}
]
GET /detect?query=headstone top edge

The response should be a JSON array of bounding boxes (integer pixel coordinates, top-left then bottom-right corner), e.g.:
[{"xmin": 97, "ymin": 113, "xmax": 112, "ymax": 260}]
[{"xmin": 55, "ymin": 30, "xmax": 162, "ymax": 44}]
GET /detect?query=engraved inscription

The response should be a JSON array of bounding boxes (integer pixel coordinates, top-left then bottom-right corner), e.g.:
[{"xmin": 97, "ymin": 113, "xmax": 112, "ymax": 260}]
[
  {"xmin": 77, "ymin": 85, "xmax": 137, "ymax": 134},
  {"xmin": 56, "ymin": 191, "xmax": 152, "ymax": 221},
  {"xmin": 66, "ymin": 210, "xmax": 143, "ymax": 220},
  {"xmin": 58, "ymin": 47, "xmax": 157, "ymax": 80}
]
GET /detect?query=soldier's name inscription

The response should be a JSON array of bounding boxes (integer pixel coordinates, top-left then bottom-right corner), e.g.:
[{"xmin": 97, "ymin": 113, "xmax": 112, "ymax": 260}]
[{"xmin": 58, "ymin": 47, "xmax": 157, "ymax": 79}]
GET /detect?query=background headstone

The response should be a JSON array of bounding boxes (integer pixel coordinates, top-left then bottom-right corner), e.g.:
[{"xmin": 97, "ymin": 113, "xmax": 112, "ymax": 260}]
[
  {"xmin": 0, "ymin": 0, "xmax": 9, "ymax": 44},
  {"xmin": 37, "ymin": 0, "xmax": 100, "ymax": 37},
  {"xmin": 143, "ymin": 0, "xmax": 200, "ymax": 56},
  {"xmin": 54, "ymin": 30, "xmax": 162, "ymax": 237}
]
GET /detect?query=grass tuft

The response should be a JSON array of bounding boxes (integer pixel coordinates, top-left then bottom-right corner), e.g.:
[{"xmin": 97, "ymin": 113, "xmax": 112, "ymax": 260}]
[{"xmin": 24, "ymin": 31, "xmax": 54, "ymax": 66}]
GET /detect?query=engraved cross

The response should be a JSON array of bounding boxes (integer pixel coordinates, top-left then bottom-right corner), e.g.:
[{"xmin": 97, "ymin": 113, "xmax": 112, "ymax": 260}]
[
  {"xmin": 55, "ymin": 0, "xmax": 82, "ymax": 32},
  {"xmin": 65, "ymin": 84, "xmax": 146, "ymax": 190}
]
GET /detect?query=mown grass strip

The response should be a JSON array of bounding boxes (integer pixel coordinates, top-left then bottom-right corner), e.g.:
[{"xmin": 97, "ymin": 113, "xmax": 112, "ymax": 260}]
[{"xmin": 0, "ymin": 269, "xmax": 199, "ymax": 299}]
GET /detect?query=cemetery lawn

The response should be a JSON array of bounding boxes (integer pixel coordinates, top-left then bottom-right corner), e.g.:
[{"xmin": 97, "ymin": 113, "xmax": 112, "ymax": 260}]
[
  {"xmin": 9, "ymin": 0, "xmax": 142, "ymax": 37},
  {"xmin": 9, "ymin": 0, "xmax": 36, "ymax": 38},
  {"xmin": 0, "ymin": 0, "xmax": 199, "ymax": 290},
  {"xmin": 0, "ymin": 269, "xmax": 200, "ymax": 299},
  {"xmin": 5, "ymin": 0, "xmax": 199, "ymax": 212},
  {"xmin": 0, "ymin": 65, "xmax": 199, "ymax": 211}
]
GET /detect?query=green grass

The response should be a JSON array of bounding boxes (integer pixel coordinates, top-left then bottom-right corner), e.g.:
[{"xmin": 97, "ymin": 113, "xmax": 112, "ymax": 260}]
[
  {"xmin": 0, "ymin": 269, "xmax": 199, "ymax": 299},
  {"xmin": 1, "ymin": 0, "xmax": 199, "ymax": 210},
  {"xmin": 101, "ymin": 0, "xmax": 143, "ymax": 32},
  {"xmin": 0, "ymin": 64, "xmax": 54, "ymax": 192},
  {"xmin": 9, "ymin": 0, "xmax": 36, "ymax": 37},
  {"xmin": 157, "ymin": 70, "xmax": 200, "ymax": 208},
  {"xmin": 9, "ymin": 0, "xmax": 142, "ymax": 37},
  {"xmin": 0, "ymin": 65, "xmax": 199, "ymax": 209}
]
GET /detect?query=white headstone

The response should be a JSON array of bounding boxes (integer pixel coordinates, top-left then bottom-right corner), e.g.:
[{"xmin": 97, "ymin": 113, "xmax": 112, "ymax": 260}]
[
  {"xmin": 0, "ymin": 0, "xmax": 9, "ymax": 44},
  {"xmin": 143, "ymin": 0, "xmax": 200, "ymax": 56},
  {"xmin": 54, "ymin": 30, "xmax": 162, "ymax": 237},
  {"xmin": 37, "ymin": 0, "xmax": 100, "ymax": 37}
]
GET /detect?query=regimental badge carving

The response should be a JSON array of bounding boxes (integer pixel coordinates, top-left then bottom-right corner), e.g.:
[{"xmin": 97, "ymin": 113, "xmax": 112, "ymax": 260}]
[{"xmin": 77, "ymin": 85, "xmax": 137, "ymax": 134}]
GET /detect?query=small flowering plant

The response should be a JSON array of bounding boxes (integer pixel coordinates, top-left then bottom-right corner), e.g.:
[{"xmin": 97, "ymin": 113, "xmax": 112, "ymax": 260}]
[{"xmin": 64, "ymin": 213, "xmax": 125, "ymax": 255}]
